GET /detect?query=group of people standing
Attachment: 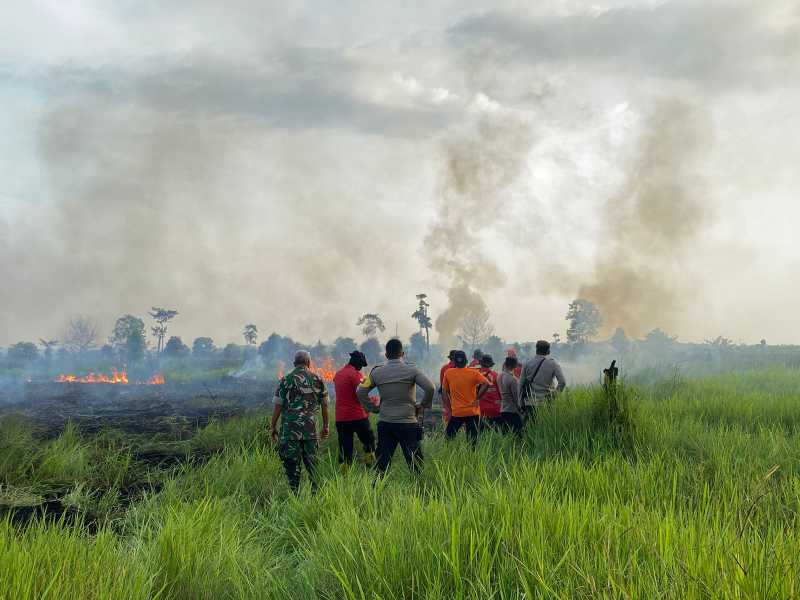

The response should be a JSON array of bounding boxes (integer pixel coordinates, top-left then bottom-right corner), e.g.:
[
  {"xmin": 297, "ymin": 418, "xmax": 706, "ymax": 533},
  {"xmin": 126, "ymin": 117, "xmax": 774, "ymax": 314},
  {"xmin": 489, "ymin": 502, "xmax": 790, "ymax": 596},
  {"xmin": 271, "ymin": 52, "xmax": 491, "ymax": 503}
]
[{"xmin": 270, "ymin": 338, "xmax": 567, "ymax": 492}]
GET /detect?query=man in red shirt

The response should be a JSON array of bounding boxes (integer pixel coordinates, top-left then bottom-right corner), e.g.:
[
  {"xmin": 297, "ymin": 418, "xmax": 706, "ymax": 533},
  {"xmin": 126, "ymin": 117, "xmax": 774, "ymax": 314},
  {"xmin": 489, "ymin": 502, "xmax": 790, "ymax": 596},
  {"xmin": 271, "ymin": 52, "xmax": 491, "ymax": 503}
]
[
  {"xmin": 333, "ymin": 351, "xmax": 375, "ymax": 468},
  {"xmin": 477, "ymin": 354, "xmax": 502, "ymax": 428},
  {"xmin": 438, "ymin": 350, "xmax": 456, "ymax": 425}
]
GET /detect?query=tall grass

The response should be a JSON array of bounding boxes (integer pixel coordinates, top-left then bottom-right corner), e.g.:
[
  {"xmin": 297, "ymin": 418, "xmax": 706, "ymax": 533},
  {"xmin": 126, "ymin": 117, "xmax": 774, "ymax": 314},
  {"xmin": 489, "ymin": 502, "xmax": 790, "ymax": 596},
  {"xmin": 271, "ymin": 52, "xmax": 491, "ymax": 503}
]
[{"xmin": 1, "ymin": 368, "xmax": 799, "ymax": 598}]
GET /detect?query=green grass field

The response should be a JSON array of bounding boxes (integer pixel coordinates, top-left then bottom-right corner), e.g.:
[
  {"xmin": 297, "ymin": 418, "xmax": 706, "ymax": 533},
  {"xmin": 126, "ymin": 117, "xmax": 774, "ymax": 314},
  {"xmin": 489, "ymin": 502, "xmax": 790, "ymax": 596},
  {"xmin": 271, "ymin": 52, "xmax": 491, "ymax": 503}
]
[{"xmin": 1, "ymin": 367, "xmax": 799, "ymax": 599}]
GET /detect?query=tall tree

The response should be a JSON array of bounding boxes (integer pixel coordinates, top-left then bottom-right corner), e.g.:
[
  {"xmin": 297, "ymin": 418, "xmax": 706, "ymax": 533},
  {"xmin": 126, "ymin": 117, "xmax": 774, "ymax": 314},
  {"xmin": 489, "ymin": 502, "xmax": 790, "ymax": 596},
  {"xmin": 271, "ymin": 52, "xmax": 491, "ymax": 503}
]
[
  {"xmin": 565, "ymin": 299, "xmax": 602, "ymax": 345},
  {"xmin": 63, "ymin": 316, "xmax": 98, "ymax": 354},
  {"xmin": 163, "ymin": 336, "xmax": 190, "ymax": 358},
  {"xmin": 408, "ymin": 331, "xmax": 428, "ymax": 363},
  {"xmin": 8, "ymin": 342, "xmax": 39, "ymax": 366},
  {"xmin": 359, "ymin": 337, "xmax": 383, "ymax": 366},
  {"xmin": 610, "ymin": 327, "xmax": 630, "ymax": 354},
  {"xmin": 457, "ymin": 305, "xmax": 493, "ymax": 352},
  {"xmin": 192, "ymin": 337, "xmax": 216, "ymax": 357},
  {"xmin": 243, "ymin": 324, "xmax": 258, "ymax": 346},
  {"xmin": 332, "ymin": 337, "xmax": 358, "ymax": 365},
  {"xmin": 411, "ymin": 293, "xmax": 432, "ymax": 352},
  {"xmin": 109, "ymin": 315, "xmax": 146, "ymax": 348},
  {"xmin": 356, "ymin": 313, "xmax": 386, "ymax": 339},
  {"xmin": 110, "ymin": 315, "xmax": 147, "ymax": 364},
  {"xmin": 148, "ymin": 308, "xmax": 179, "ymax": 354}
]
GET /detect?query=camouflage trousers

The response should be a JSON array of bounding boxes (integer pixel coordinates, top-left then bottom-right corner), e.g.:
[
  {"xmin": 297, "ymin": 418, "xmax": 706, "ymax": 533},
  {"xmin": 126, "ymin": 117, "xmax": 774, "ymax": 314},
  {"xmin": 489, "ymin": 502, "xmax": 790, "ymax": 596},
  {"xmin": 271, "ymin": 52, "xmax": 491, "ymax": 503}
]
[{"xmin": 278, "ymin": 439, "xmax": 318, "ymax": 493}]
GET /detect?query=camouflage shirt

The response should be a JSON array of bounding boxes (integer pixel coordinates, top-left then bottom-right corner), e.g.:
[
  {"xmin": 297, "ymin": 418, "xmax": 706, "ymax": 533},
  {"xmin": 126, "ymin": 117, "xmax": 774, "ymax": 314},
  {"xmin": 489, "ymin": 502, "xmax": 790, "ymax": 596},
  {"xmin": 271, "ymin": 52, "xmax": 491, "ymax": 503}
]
[{"xmin": 273, "ymin": 367, "xmax": 329, "ymax": 441}]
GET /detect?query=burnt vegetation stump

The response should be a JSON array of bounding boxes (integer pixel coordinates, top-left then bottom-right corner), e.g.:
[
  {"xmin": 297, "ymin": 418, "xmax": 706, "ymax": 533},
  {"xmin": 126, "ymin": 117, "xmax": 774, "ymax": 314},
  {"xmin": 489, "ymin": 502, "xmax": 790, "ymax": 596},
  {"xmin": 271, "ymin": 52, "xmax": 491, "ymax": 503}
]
[{"xmin": 593, "ymin": 360, "xmax": 637, "ymax": 453}]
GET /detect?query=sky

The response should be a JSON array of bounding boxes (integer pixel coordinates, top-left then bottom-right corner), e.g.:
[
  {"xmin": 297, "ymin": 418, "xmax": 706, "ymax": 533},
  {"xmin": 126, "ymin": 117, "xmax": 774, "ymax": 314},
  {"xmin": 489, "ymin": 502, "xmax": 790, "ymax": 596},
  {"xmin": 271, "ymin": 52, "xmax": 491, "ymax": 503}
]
[{"xmin": 1, "ymin": 0, "xmax": 799, "ymax": 349}]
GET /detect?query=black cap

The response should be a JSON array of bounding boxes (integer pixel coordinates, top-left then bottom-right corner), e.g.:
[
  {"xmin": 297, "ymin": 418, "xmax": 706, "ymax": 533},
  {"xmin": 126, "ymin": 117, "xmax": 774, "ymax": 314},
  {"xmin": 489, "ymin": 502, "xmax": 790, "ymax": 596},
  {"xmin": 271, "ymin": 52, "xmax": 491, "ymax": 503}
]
[
  {"xmin": 349, "ymin": 351, "xmax": 367, "ymax": 368},
  {"xmin": 453, "ymin": 350, "xmax": 468, "ymax": 368}
]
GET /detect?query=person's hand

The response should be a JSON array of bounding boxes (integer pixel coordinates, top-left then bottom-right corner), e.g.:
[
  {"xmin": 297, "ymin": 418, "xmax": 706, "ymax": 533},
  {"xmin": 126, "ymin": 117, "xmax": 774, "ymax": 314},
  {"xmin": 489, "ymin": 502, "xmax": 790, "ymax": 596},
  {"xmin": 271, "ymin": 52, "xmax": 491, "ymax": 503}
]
[
  {"xmin": 270, "ymin": 428, "xmax": 279, "ymax": 445},
  {"xmin": 320, "ymin": 426, "xmax": 330, "ymax": 440}
]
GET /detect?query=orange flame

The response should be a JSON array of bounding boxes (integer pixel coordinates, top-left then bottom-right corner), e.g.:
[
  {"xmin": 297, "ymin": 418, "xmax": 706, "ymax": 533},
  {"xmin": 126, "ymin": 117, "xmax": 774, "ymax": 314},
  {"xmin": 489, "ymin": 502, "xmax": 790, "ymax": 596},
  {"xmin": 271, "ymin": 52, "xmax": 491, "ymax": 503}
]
[
  {"xmin": 275, "ymin": 357, "xmax": 336, "ymax": 382},
  {"xmin": 55, "ymin": 369, "xmax": 165, "ymax": 385},
  {"xmin": 310, "ymin": 357, "xmax": 335, "ymax": 382}
]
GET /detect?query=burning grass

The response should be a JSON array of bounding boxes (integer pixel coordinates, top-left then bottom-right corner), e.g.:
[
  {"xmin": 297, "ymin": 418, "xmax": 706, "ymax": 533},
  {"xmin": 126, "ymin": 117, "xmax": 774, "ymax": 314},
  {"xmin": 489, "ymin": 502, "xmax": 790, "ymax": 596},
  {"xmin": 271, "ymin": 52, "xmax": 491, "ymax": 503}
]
[
  {"xmin": 1, "ymin": 367, "xmax": 799, "ymax": 598},
  {"xmin": 55, "ymin": 369, "xmax": 165, "ymax": 385}
]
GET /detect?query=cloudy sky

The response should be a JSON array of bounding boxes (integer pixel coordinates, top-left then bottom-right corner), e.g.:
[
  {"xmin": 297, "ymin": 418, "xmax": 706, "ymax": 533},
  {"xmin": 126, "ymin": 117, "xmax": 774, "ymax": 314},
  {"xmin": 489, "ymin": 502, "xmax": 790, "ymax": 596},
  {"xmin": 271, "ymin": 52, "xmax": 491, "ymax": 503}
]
[{"xmin": 1, "ymin": 0, "xmax": 798, "ymax": 348}]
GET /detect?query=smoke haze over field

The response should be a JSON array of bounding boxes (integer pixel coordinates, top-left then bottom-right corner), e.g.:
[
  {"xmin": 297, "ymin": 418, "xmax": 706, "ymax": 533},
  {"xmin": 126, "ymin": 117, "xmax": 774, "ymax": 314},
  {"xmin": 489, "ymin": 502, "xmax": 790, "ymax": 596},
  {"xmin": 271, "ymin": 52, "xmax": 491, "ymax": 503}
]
[
  {"xmin": 1, "ymin": 1, "xmax": 799, "ymax": 347},
  {"xmin": 578, "ymin": 99, "xmax": 713, "ymax": 338}
]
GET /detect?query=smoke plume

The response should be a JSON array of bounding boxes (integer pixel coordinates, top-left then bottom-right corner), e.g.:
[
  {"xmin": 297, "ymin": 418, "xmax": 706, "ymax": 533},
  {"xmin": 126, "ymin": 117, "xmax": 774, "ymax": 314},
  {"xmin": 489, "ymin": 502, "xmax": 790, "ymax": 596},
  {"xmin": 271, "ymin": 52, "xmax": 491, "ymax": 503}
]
[
  {"xmin": 578, "ymin": 99, "xmax": 713, "ymax": 338},
  {"xmin": 426, "ymin": 112, "xmax": 535, "ymax": 348}
]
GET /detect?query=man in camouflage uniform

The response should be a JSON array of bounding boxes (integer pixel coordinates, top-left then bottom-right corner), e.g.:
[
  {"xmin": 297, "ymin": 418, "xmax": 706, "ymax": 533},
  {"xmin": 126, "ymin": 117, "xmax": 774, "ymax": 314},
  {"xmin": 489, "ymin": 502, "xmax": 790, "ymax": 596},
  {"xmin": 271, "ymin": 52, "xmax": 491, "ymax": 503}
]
[{"xmin": 270, "ymin": 350, "xmax": 330, "ymax": 492}]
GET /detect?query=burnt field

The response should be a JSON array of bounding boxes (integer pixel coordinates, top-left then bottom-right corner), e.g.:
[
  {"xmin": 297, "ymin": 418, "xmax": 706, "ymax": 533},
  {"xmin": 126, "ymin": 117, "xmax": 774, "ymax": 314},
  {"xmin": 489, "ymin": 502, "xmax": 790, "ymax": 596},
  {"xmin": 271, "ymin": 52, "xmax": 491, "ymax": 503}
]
[{"xmin": 0, "ymin": 379, "xmax": 275, "ymax": 437}]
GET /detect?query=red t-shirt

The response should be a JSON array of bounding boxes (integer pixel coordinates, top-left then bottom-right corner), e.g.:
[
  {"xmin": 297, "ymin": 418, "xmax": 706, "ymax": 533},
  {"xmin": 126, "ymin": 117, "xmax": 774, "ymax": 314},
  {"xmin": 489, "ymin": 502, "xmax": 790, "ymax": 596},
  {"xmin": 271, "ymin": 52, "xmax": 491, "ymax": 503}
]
[
  {"xmin": 333, "ymin": 364, "xmax": 367, "ymax": 422},
  {"xmin": 477, "ymin": 367, "xmax": 501, "ymax": 418},
  {"xmin": 440, "ymin": 361, "xmax": 454, "ymax": 383}
]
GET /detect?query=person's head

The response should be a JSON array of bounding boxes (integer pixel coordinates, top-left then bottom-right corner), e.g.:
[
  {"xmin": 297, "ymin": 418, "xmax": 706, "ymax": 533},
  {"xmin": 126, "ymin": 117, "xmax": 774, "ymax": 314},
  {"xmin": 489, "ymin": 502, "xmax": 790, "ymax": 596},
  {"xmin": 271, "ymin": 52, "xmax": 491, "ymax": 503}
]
[
  {"xmin": 506, "ymin": 348, "xmax": 517, "ymax": 358},
  {"xmin": 447, "ymin": 349, "xmax": 457, "ymax": 362},
  {"xmin": 472, "ymin": 348, "xmax": 484, "ymax": 361},
  {"xmin": 452, "ymin": 350, "xmax": 468, "ymax": 368},
  {"xmin": 385, "ymin": 338, "xmax": 404, "ymax": 360},
  {"xmin": 480, "ymin": 354, "xmax": 495, "ymax": 369},
  {"xmin": 503, "ymin": 356, "xmax": 518, "ymax": 372},
  {"xmin": 293, "ymin": 350, "xmax": 311, "ymax": 368},
  {"xmin": 348, "ymin": 350, "xmax": 367, "ymax": 371},
  {"xmin": 535, "ymin": 340, "xmax": 551, "ymax": 356}
]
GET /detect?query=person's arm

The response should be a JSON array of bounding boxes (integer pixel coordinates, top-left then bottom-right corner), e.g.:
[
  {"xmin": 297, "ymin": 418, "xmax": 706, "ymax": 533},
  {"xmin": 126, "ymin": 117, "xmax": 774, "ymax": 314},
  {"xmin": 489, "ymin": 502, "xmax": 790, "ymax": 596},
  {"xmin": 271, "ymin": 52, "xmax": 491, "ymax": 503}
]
[
  {"xmin": 270, "ymin": 404, "xmax": 282, "ymax": 444},
  {"xmin": 270, "ymin": 381, "xmax": 285, "ymax": 444},
  {"xmin": 356, "ymin": 369, "xmax": 380, "ymax": 413},
  {"xmin": 442, "ymin": 372, "xmax": 452, "ymax": 414},
  {"xmin": 320, "ymin": 403, "xmax": 330, "ymax": 439},
  {"xmin": 474, "ymin": 372, "xmax": 490, "ymax": 405},
  {"xmin": 554, "ymin": 362, "xmax": 567, "ymax": 392},
  {"xmin": 510, "ymin": 375, "xmax": 522, "ymax": 412},
  {"xmin": 415, "ymin": 370, "xmax": 435, "ymax": 408},
  {"xmin": 518, "ymin": 364, "xmax": 529, "ymax": 400}
]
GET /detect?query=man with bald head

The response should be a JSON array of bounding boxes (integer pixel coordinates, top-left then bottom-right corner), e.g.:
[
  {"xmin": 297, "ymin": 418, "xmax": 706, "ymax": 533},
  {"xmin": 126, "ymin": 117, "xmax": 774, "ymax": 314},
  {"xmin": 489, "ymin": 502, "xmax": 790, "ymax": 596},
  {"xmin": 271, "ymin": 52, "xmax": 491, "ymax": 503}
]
[{"xmin": 270, "ymin": 350, "xmax": 330, "ymax": 492}]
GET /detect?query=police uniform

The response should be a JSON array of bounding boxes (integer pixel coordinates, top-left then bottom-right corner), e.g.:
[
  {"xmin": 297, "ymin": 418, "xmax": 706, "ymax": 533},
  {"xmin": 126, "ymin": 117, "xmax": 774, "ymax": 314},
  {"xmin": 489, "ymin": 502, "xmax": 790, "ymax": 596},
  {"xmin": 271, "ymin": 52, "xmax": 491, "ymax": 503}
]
[{"xmin": 356, "ymin": 358, "xmax": 435, "ymax": 475}]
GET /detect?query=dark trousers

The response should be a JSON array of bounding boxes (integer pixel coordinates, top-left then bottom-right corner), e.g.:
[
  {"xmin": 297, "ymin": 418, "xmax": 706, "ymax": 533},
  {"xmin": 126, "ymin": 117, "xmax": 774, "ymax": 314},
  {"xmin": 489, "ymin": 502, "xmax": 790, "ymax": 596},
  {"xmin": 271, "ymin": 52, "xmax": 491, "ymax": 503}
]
[
  {"xmin": 336, "ymin": 418, "xmax": 376, "ymax": 464},
  {"xmin": 278, "ymin": 439, "xmax": 317, "ymax": 493},
  {"xmin": 480, "ymin": 416, "xmax": 503, "ymax": 432},
  {"xmin": 445, "ymin": 415, "xmax": 480, "ymax": 444},
  {"xmin": 499, "ymin": 412, "xmax": 524, "ymax": 436},
  {"xmin": 375, "ymin": 421, "xmax": 423, "ymax": 475}
]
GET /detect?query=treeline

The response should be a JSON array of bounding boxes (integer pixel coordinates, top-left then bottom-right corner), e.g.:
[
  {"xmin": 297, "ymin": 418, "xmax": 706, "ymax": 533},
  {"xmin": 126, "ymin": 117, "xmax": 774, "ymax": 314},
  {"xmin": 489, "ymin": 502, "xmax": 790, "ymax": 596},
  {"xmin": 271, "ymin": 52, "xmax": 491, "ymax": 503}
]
[{"xmin": 3, "ymin": 296, "xmax": 800, "ymax": 382}]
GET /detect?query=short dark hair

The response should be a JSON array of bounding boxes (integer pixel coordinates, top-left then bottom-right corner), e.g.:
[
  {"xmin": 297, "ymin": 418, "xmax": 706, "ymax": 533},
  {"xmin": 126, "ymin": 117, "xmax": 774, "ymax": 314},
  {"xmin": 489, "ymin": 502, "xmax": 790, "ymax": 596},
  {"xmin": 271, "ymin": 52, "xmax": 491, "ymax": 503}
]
[
  {"xmin": 473, "ymin": 349, "xmax": 484, "ymax": 360},
  {"xmin": 536, "ymin": 340, "xmax": 551, "ymax": 355},
  {"xmin": 480, "ymin": 354, "xmax": 495, "ymax": 368},
  {"xmin": 348, "ymin": 351, "xmax": 367, "ymax": 369},
  {"xmin": 453, "ymin": 350, "xmax": 468, "ymax": 368},
  {"xmin": 503, "ymin": 356, "xmax": 518, "ymax": 370},
  {"xmin": 385, "ymin": 338, "xmax": 403, "ymax": 359}
]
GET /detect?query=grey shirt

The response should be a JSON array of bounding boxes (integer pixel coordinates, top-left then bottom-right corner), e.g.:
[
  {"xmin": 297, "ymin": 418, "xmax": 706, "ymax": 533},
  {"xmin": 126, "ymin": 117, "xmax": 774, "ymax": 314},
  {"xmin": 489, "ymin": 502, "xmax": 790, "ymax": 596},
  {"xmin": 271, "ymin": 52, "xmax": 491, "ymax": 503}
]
[
  {"xmin": 356, "ymin": 358, "xmax": 435, "ymax": 424},
  {"xmin": 519, "ymin": 356, "xmax": 566, "ymax": 403},
  {"xmin": 498, "ymin": 371, "xmax": 522, "ymax": 415}
]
